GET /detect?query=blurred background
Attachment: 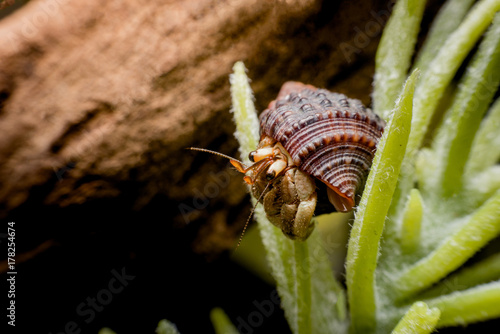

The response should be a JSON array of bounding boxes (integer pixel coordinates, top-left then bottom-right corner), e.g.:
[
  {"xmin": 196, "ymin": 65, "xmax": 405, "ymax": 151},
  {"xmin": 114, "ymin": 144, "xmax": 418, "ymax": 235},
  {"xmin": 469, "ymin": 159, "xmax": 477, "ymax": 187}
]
[{"xmin": 1, "ymin": 0, "xmax": 497, "ymax": 333}]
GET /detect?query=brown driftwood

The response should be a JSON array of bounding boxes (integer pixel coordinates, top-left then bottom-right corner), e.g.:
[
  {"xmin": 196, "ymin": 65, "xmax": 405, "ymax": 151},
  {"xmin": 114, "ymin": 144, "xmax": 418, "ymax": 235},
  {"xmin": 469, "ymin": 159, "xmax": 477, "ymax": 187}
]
[{"xmin": 0, "ymin": 0, "xmax": 395, "ymax": 255}]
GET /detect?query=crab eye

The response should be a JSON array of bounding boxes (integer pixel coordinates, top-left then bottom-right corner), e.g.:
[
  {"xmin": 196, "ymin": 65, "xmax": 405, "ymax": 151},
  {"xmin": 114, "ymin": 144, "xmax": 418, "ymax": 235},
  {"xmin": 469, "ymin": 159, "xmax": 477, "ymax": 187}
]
[
  {"xmin": 266, "ymin": 170, "xmax": 276, "ymax": 180},
  {"xmin": 266, "ymin": 159, "xmax": 287, "ymax": 180},
  {"xmin": 249, "ymin": 148, "xmax": 274, "ymax": 162}
]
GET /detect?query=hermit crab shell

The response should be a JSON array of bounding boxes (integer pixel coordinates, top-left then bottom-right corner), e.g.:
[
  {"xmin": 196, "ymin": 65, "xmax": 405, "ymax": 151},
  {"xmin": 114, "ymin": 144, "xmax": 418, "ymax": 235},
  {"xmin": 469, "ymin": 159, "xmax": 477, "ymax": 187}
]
[{"xmin": 258, "ymin": 81, "xmax": 385, "ymax": 212}]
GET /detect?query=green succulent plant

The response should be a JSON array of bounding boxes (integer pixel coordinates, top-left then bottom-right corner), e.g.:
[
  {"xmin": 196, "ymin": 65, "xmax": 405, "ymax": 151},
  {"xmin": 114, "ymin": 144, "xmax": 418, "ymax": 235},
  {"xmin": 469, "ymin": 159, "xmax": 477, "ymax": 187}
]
[{"xmin": 221, "ymin": 0, "xmax": 500, "ymax": 333}]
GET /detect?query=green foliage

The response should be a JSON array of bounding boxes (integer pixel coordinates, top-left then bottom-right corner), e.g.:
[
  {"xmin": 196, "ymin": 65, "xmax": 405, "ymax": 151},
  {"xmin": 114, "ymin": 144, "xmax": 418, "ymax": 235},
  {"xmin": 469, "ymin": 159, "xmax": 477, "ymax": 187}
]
[
  {"xmin": 346, "ymin": 69, "xmax": 418, "ymax": 333},
  {"xmin": 230, "ymin": 62, "xmax": 260, "ymax": 166},
  {"xmin": 100, "ymin": 320, "xmax": 181, "ymax": 334},
  {"xmin": 373, "ymin": 0, "xmax": 425, "ymax": 120},
  {"xmin": 156, "ymin": 319, "xmax": 180, "ymax": 334},
  {"xmin": 98, "ymin": 328, "xmax": 117, "ymax": 334},
  {"xmin": 392, "ymin": 302, "xmax": 440, "ymax": 334},
  {"xmin": 400, "ymin": 188, "xmax": 423, "ymax": 254},
  {"xmin": 412, "ymin": 0, "xmax": 475, "ymax": 74},
  {"xmin": 211, "ymin": 308, "xmax": 239, "ymax": 334},
  {"xmin": 226, "ymin": 0, "xmax": 500, "ymax": 333}
]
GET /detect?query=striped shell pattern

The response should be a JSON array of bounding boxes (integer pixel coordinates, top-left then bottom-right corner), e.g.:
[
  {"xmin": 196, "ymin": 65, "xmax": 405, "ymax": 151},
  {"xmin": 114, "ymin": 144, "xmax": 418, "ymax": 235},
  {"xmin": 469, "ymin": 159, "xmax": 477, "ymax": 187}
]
[{"xmin": 258, "ymin": 82, "xmax": 386, "ymax": 211}]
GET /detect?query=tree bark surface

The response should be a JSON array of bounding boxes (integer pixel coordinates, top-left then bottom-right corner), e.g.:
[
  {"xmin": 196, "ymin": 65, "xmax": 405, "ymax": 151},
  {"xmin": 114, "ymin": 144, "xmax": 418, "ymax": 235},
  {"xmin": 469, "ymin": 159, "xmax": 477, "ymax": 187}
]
[{"xmin": 0, "ymin": 0, "xmax": 391, "ymax": 255}]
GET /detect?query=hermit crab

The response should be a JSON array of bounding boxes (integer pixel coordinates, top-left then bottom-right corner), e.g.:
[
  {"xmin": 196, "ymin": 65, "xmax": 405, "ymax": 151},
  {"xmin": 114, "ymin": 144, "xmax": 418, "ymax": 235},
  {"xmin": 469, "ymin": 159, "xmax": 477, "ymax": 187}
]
[{"xmin": 192, "ymin": 81, "xmax": 385, "ymax": 241}]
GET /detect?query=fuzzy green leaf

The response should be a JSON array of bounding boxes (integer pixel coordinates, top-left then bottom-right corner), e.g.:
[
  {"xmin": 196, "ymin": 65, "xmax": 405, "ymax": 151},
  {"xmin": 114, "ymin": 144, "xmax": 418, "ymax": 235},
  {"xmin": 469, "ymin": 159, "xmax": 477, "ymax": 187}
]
[
  {"xmin": 397, "ymin": 190, "xmax": 500, "ymax": 300},
  {"xmin": 426, "ymin": 281, "xmax": 500, "ymax": 327},
  {"xmin": 210, "ymin": 308, "xmax": 239, "ymax": 334},
  {"xmin": 373, "ymin": 0, "xmax": 426, "ymax": 121},
  {"xmin": 391, "ymin": 302, "xmax": 440, "ymax": 334},
  {"xmin": 256, "ymin": 206, "xmax": 347, "ymax": 334},
  {"xmin": 400, "ymin": 188, "xmax": 423, "ymax": 254},
  {"xmin": 346, "ymin": 70, "xmax": 418, "ymax": 334},
  {"xmin": 433, "ymin": 13, "xmax": 500, "ymax": 197},
  {"xmin": 408, "ymin": 0, "xmax": 500, "ymax": 158},
  {"xmin": 466, "ymin": 97, "xmax": 500, "ymax": 175},
  {"xmin": 466, "ymin": 165, "xmax": 500, "ymax": 208},
  {"xmin": 413, "ymin": 0, "xmax": 475, "ymax": 73},
  {"xmin": 393, "ymin": 0, "xmax": 500, "ymax": 216},
  {"xmin": 156, "ymin": 320, "xmax": 181, "ymax": 334},
  {"xmin": 294, "ymin": 241, "xmax": 312, "ymax": 333},
  {"xmin": 419, "ymin": 253, "xmax": 500, "ymax": 299},
  {"xmin": 230, "ymin": 61, "xmax": 260, "ymax": 165}
]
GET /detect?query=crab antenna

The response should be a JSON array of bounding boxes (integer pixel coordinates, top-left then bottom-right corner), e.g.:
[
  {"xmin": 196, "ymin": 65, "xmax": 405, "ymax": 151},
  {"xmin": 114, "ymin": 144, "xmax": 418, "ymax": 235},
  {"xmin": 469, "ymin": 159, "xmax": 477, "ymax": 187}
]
[
  {"xmin": 187, "ymin": 147, "xmax": 247, "ymax": 168},
  {"xmin": 236, "ymin": 180, "xmax": 272, "ymax": 249},
  {"xmin": 189, "ymin": 146, "xmax": 265, "ymax": 248}
]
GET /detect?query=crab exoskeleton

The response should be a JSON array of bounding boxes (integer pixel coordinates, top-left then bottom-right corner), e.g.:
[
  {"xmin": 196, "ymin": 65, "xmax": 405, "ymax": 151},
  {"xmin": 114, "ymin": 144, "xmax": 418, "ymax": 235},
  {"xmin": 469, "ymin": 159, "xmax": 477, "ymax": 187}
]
[{"xmin": 231, "ymin": 136, "xmax": 317, "ymax": 241}]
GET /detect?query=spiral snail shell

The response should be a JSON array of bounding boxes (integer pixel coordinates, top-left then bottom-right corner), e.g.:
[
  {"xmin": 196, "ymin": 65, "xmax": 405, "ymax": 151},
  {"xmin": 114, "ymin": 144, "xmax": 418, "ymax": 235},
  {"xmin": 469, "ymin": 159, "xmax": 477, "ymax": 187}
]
[
  {"xmin": 259, "ymin": 81, "xmax": 386, "ymax": 213},
  {"xmin": 229, "ymin": 81, "xmax": 385, "ymax": 240}
]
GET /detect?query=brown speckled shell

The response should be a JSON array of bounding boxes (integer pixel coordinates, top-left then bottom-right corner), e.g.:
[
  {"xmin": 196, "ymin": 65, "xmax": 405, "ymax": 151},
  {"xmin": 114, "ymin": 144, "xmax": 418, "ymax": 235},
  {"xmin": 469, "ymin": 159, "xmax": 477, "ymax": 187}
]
[{"xmin": 259, "ymin": 82, "xmax": 385, "ymax": 206}]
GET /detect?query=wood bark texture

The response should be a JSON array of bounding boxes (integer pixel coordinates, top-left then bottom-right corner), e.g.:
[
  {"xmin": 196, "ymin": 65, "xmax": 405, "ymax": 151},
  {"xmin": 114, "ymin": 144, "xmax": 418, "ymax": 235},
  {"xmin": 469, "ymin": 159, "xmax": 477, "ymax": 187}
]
[{"xmin": 0, "ymin": 0, "xmax": 393, "ymax": 256}]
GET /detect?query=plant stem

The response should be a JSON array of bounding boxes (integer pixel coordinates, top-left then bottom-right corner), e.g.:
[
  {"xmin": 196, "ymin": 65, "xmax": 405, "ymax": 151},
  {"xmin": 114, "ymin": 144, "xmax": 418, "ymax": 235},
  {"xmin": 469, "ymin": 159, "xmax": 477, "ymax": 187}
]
[
  {"xmin": 412, "ymin": 0, "xmax": 475, "ymax": 73},
  {"xmin": 426, "ymin": 281, "xmax": 500, "ymax": 327},
  {"xmin": 391, "ymin": 302, "xmax": 440, "ymax": 334},
  {"xmin": 438, "ymin": 13, "xmax": 500, "ymax": 197},
  {"xmin": 346, "ymin": 70, "xmax": 417, "ymax": 334},
  {"xmin": 466, "ymin": 97, "xmax": 500, "ymax": 175},
  {"xmin": 294, "ymin": 241, "xmax": 312, "ymax": 334},
  {"xmin": 395, "ymin": 0, "xmax": 500, "ymax": 213},
  {"xmin": 467, "ymin": 165, "xmax": 500, "ymax": 207},
  {"xmin": 408, "ymin": 0, "xmax": 500, "ymax": 158},
  {"xmin": 230, "ymin": 61, "xmax": 260, "ymax": 164},
  {"xmin": 373, "ymin": 0, "xmax": 426, "ymax": 121},
  {"xmin": 419, "ymin": 253, "xmax": 500, "ymax": 299},
  {"xmin": 400, "ymin": 188, "xmax": 423, "ymax": 254},
  {"xmin": 210, "ymin": 308, "xmax": 239, "ymax": 334}
]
